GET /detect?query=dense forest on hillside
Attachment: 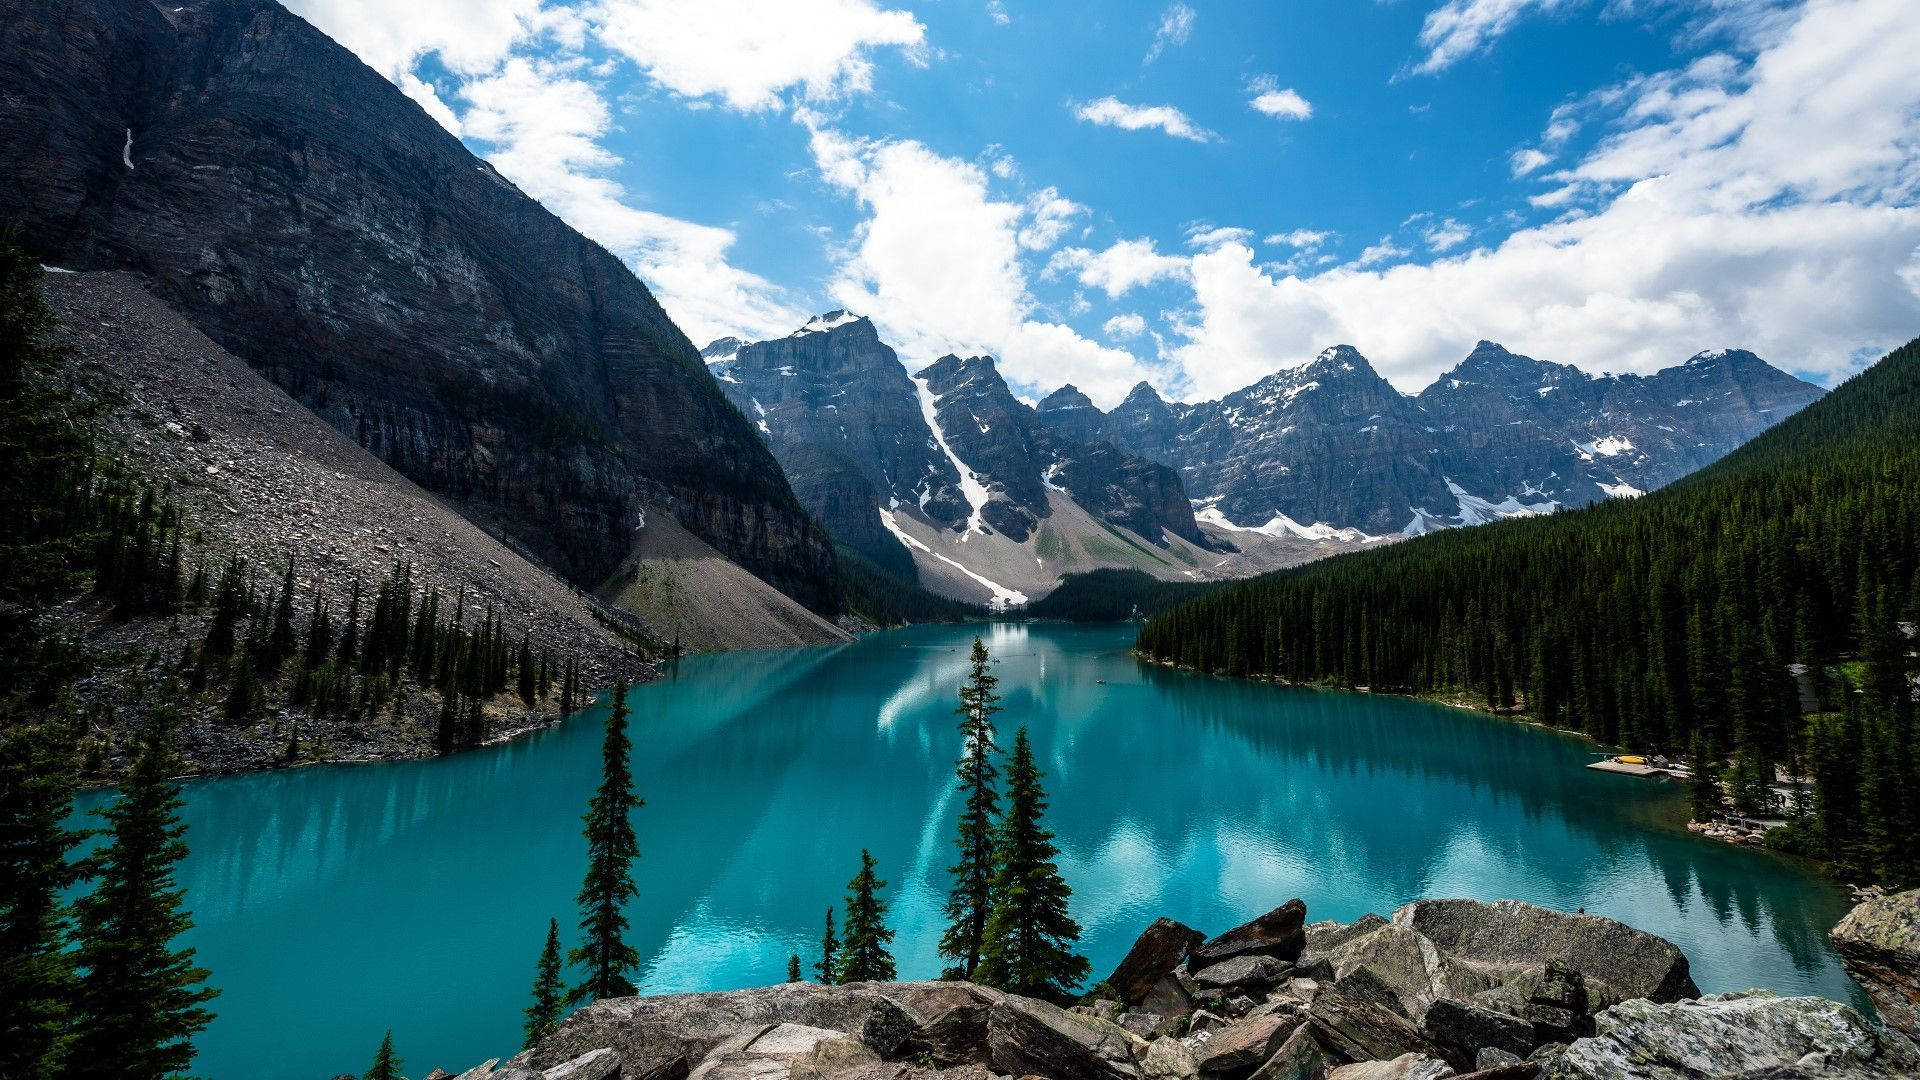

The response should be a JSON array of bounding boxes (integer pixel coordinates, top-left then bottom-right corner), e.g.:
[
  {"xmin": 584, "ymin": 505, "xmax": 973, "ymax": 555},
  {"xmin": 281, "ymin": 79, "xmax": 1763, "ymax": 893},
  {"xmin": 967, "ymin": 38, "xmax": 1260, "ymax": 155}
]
[
  {"xmin": 1139, "ymin": 337, "xmax": 1920, "ymax": 886},
  {"xmin": 835, "ymin": 546, "xmax": 985, "ymax": 627},
  {"xmin": 1023, "ymin": 569, "xmax": 1223, "ymax": 622}
]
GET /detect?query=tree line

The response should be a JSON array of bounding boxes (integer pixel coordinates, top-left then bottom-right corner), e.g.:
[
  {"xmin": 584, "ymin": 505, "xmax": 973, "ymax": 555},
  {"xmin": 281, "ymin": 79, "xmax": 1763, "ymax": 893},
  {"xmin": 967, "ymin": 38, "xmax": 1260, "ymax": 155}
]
[{"xmin": 1138, "ymin": 336, "xmax": 1920, "ymax": 887}]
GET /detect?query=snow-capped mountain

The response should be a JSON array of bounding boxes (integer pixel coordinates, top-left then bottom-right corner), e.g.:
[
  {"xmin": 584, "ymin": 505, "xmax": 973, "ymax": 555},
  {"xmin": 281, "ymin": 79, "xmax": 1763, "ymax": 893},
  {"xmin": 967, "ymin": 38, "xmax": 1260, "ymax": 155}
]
[{"xmin": 1082, "ymin": 340, "xmax": 1825, "ymax": 536}]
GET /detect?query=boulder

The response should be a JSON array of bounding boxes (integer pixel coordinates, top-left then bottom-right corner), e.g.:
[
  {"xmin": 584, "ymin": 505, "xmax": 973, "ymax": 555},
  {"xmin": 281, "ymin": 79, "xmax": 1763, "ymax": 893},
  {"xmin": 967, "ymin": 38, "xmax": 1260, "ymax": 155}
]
[
  {"xmin": 1326, "ymin": 1054, "xmax": 1456, "ymax": 1080},
  {"xmin": 1828, "ymin": 887, "xmax": 1920, "ymax": 1055},
  {"xmin": 1453, "ymin": 1065, "xmax": 1538, "ymax": 1080},
  {"xmin": 985, "ymin": 994, "xmax": 1147, "ymax": 1080},
  {"xmin": 1143, "ymin": 974, "xmax": 1197, "ymax": 1025},
  {"xmin": 687, "ymin": 1023, "xmax": 869, "ymax": 1080},
  {"xmin": 1391, "ymin": 901, "xmax": 1697, "ymax": 1005},
  {"xmin": 1330, "ymin": 969, "xmax": 1412, "ymax": 1020},
  {"xmin": 1190, "ymin": 1013, "xmax": 1306, "ymax": 1076},
  {"xmin": 1194, "ymin": 901, "xmax": 1309, "ymax": 967},
  {"xmin": 1539, "ymin": 991, "xmax": 1919, "ymax": 1080},
  {"xmin": 542, "ymin": 1049, "xmax": 621, "ymax": 1080},
  {"xmin": 1111, "ymin": 919, "xmax": 1208, "ymax": 1004},
  {"xmin": 1519, "ymin": 964, "xmax": 1591, "ymax": 1045},
  {"xmin": 1309, "ymin": 986, "xmax": 1460, "ymax": 1071},
  {"xmin": 1306, "ymin": 916, "xmax": 1391, "ymax": 957},
  {"xmin": 1421, "ymin": 1001, "xmax": 1537, "ymax": 1062},
  {"xmin": 1249, "ymin": 1024, "xmax": 1337, "ymax": 1080},
  {"xmin": 1473, "ymin": 1049, "xmax": 1523, "ymax": 1071},
  {"xmin": 1123, "ymin": 1012, "xmax": 1179, "ymax": 1040},
  {"xmin": 1194, "ymin": 956, "xmax": 1292, "ymax": 993},
  {"xmin": 1326, "ymin": 926, "xmax": 1496, "ymax": 1022},
  {"xmin": 1143, "ymin": 1036, "xmax": 1200, "ymax": 1080}
]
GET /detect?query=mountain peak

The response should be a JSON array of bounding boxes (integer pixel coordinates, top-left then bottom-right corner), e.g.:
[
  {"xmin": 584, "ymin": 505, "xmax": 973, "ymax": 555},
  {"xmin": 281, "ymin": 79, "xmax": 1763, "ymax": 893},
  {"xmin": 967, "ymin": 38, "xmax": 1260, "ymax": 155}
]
[
  {"xmin": 1296, "ymin": 344, "xmax": 1377, "ymax": 380},
  {"xmin": 701, "ymin": 336, "xmax": 746, "ymax": 363},
  {"xmin": 1038, "ymin": 384, "xmax": 1096, "ymax": 412},
  {"xmin": 1122, "ymin": 380, "xmax": 1167, "ymax": 406},
  {"xmin": 1685, "ymin": 347, "xmax": 1757, "ymax": 367},
  {"xmin": 790, "ymin": 310, "xmax": 870, "ymax": 337}
]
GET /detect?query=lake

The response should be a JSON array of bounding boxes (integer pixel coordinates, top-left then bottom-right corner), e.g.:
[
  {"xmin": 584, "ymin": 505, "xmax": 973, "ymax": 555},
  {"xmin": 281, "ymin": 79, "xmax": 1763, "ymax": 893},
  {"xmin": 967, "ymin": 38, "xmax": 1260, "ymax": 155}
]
[{"xmin": 72, "ymin": 622, "xmax": 1863, "ymax": 1078}]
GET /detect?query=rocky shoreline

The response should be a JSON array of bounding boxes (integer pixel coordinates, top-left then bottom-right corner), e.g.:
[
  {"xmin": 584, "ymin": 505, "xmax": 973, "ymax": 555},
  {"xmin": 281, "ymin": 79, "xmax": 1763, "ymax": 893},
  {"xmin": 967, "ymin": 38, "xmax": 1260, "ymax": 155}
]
[{"xmin": 419, "ymin": 890, "xmax": 1920, "ymax": 1080}]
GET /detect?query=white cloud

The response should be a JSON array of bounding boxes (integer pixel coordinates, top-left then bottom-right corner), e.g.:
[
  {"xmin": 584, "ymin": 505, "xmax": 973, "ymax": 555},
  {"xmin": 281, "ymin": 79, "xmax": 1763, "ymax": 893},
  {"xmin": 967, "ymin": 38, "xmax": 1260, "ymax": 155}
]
[
  {"xmin": 1355, "ymin": 238, "xmax": 1412, "ymax": 267},
  {"xmin": 1510, "ymin": 147, "xmax": 1554, "ymax": 176},
  {"xmin": 1265, "ymin": 229, "xmax": 1333, "ymax": 249},
  {"xmin": 1047, "ymin": 239, "xmax": 1190, "ymax": 297},
  {"xmin": 1409, "ymin": 0, "xmax": 1584, "ymax": 75},
  {"xmin": 1188, "ymin": 225, "xmax": 1255, "ymax": 250},
  {"xmin": 804, "ymin": 119, "xmax": 1151, "ymax": 404},
  {"xmin": 1168, "ymin": 0, "xmax": 1920, "ymax": 398},
  {"xmin": 987, "ymin": 1, "xmax": 1010, "ymax": 26},
  {"xmin": 1073, "ymin": 97, "xmax": 1216, "ymax": 143},
  {"xmin": 1144, "ymin": 3, "xmax": 1197, "ymax": 63},
  {"xmin": 460, "ymin": 58, "xmax": 803, "ymax": 344},
  {"xmin": 1104, "ymin": 313, "xmax": 1148, "ymax": 338},
  {"xmin": 1423, "ymin": 218, "xmax": 1473, "ymax": 251},
  {"xmin": 1247, "ymin": 77, "xmax": 1313, "ymax": 121},
  {"xmin": 1017, "ymin": 188, "xmax": 1088, "ymax": 251},
  {"xmin": 588, "ymin": 0, "xmax": 926, "ymax": 112}
]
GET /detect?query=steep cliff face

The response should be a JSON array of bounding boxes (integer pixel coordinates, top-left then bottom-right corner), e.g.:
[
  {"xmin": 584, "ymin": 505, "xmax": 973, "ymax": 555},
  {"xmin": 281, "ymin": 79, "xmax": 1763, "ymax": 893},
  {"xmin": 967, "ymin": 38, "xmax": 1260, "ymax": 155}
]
[{"xmin": 0, "ymin": 0, "xmax": 837, "ymax": 611}]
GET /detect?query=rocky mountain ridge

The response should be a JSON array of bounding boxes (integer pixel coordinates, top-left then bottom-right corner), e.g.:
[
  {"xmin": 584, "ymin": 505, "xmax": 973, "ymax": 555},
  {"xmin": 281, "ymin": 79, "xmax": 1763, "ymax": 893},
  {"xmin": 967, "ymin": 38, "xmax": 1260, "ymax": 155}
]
[
  {"xmin": 0, "ymin": 0, "xmax": 837, "ymax": 612},
  {"xmin": 431, "ymin": 890, "xmax": 1920, "ymax": 1080},
  {"xmin": 1094, "ymin": 342, "xmax": 1824, "ymax": 536}
]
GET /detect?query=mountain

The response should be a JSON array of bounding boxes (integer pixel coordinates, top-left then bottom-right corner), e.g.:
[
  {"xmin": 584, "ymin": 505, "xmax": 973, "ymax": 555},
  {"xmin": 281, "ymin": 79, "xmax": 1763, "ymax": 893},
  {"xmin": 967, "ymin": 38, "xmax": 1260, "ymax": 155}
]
[
  {"xmin": 1139, "ymin": 334, "xmax": 1920, "ymax": 885},
  {"xmin": 0, "ymin": 0, "xmax": 837, "ymax": 613},
  {"xmin": 1081, "ymin": 341, "xmax": 1824, "ymax": 535},
  {"xmin": 708, "ymin": 315, "xmax": 1319, "ymax": 607}
]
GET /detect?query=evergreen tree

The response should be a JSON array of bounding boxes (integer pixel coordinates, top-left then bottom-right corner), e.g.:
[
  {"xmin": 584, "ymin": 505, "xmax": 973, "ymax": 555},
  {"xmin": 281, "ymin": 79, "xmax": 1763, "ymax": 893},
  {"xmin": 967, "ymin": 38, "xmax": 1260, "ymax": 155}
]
[
  {"xmin": 974, "ymin": 728, "xmax": 1089, "ymax": 1002},
  {"xmin": 363, "ymin": 1030, "xmax": 404, "ymax": 1080},
  {"xmin": 262, "ymin": 557, "xmax": 297, "ymax": 669},
  {"xmin": 940, "ymin": 637, "xmax": 1002, "ymax": 979},
  {"xmin": 1690, "ymin": 733, "xmax": 1722, "ymax": 822},
  {"xmin": 518, "ymin": 634, "xmax": 537, "ymax": 708},
  {"xmin": 835, "ymin": 849, "xmax": 896, "ymax": 983},
  {"xmin": 568, "ymin": 682, "xmax": 641, "ymax": 1004},
  {"xmin": 814, "ymin": 907, "xmax": 839, "ymax": 984},
  {"xmin": 0, "ymin": 714, "xmax": 86, "ymax": 1078},
  {"xmin": 69, "ymin": 706, "xmax": 218, "ymax": 1078},
  {"xmin": 787, "ymin": 953, "xmax": 803, "ymax": 982},
  {"xmin": 524, "ymin": 918, "xmax": 566, "ymax": 1049}
]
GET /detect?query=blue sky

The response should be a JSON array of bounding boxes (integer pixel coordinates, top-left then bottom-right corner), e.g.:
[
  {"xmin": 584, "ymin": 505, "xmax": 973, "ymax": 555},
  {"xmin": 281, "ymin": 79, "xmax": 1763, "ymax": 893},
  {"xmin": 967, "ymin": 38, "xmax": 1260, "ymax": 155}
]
[{"xmin": 287, "ymin": 0, "xmax": 1920, "ymax": 405}]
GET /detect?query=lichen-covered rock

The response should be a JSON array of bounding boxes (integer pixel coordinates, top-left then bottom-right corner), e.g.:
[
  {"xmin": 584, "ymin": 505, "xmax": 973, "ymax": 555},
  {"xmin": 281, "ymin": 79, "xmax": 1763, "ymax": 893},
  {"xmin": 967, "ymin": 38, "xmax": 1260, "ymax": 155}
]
[
  {"xmin": 1109, "ymin": 919, "xmax": 1207, "ymax": 1005},
  {"xmin": 1194, "ymin": 955, "xmax": 1292, "ymax": 993},
  {"xmin": 1422, "ymin": 1000, "xmax": 1537, "ymax": 1063},
  {"xmin": 1194, "ymin": 900, "xmax": 1310, "ymax": 968},
  {"xmin": 541, "ymin": 1048, "xmax": 620, "ymax": 1080},
  {"xmin": 1327, "ymin": 925, "xmax": 1498, "ymax": 1022},
  {"xmin": 1829, "ymin": 887, "xmax": 1920, "ymax": 1055},
  {"xmin": 985, "ymin": 994, "xmax": 1147, "ymax": 1080},
  {"xmin": 1142, "ymin": 1036, "xmax": 1199, "ymax": 1080},
  {"xmin": 1540, "ymin": 991, "xmax": 1918, "ymax": 1080},
  {"xmin": 1392, "ymin": 901, "xmax": 1698, "ymax": 1004},
  {"xmin": 1189, "ymin": 1012, "xmax": 1305, "ymax": 1076},
  {"xmin": 1250, "ymin": 1024, "xmax": 1338, "ymax": 1080},
  {"xmin": 1327, "ymin": 1053, "xmax": 1456, "ymax": 1080},
  {"xmin": 1310, "ymin": 985, "xmax": 1461, "ymax": 1071}
]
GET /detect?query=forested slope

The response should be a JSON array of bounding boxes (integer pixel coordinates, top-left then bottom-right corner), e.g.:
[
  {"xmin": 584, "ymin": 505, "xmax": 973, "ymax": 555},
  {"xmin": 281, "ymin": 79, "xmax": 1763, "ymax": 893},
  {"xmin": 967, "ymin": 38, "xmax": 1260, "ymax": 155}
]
[{"xmin": 1138, "ymin": 337, "xmax": 1920, "ymax": 884}]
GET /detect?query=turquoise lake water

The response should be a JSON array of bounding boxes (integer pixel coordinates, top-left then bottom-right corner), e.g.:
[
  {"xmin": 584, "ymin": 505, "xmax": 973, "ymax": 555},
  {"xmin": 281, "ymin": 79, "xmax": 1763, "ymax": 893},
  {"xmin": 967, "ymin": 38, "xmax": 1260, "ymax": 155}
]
[{"xmin": 71, "ymin": 622, "xmax": 1864, "ymax": 1078}]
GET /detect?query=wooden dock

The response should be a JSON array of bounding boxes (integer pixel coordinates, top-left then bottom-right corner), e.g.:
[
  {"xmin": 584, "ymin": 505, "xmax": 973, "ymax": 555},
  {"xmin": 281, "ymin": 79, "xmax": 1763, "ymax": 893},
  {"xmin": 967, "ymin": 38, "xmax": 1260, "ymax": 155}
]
[{"xmin": 1587, "ymin": 757, "xmax": 1683, "ymax": 778}]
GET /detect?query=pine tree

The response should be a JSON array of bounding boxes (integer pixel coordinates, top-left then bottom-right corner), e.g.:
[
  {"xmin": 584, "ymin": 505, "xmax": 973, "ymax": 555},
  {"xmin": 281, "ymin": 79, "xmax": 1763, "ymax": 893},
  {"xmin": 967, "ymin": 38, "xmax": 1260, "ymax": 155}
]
[
  {"xmin": 940, "ymin": 636, "xmax": 1001, "ymax": 978},
  {"xmin": 1690, "ymin": 734, "xmax": 1722, "ymax": 822},
  {"xmin": 569, "ymin": 681, "xmax": 642, "ymax": 1004},
  {"xmin": 835, "ymin": 850, "xmax": 895, "ymax": 983},
  {"xmin": 524, "ymin": 918, "xmax": 566, "ymax": 1049},
  {"xmin": 262, "ymin": 557, "xmax": 297, "ymax": 668},
  {"xmin": 974, "ymin": 728, "xmax": 1089, "ymax": 1002},
  {"xmin": 814, "ymin": 907, "xmax": 839, "ymax": 984},
  {"xmin": 787, "ymin": 954, "xmax": 803, "ymax": 982},
  {"xmin": 363, "ymin": 1029, "xmax": 404, "ymax": 1080},
  {"xmin": 0, "ymin": 714, "xmax": 86, "ymax": 1078},
  {"xmin": 69, "ymin": 706, "xmax": 218, "ymax": 1077},
  {"xmin": 518, "ymin": 634, "xmax": 537, "ymax": 708}
]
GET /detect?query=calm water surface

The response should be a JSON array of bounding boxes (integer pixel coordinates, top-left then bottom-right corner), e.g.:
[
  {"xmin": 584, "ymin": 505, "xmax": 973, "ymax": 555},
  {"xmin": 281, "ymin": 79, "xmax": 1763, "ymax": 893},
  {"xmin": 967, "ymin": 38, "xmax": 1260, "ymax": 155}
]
[{"xmin": 73, "ymin": 623, "xmax": 1862, "ymax": 1078}]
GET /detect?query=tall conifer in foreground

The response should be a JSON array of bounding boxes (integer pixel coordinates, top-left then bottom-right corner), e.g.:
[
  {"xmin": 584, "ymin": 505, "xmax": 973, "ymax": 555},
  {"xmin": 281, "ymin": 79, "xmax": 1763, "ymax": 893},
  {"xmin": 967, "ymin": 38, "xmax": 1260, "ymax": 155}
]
[
  {"xmin": 940, "ymin": 637, "xmax": 1002, "ymax": 978},
  {"xmin": 569, "ymin": 682, "xmax": 642, "ymax": 1004},
  {"xmin": 69, "ymin": 706, "xmax": 218, "ymax": 1078},
  {"xmin": 974, "ymin": 728, "xmax": 1088, "ymax": 1002},
  {"xmin": 0, "ymin": 715, "xmax": 86, "ymax": 1078},
  {"xmin": 814, "ymin": 907, "xmax": 839, "ymax": 984},
  {"xmin": 524, "ymin": 917, "xmax": 566, "ymax": 1048},
  {"xmin": 363, "ymin": 1030, "xmax": 404, "ymax": 1080},
  {"xmin": 835, "ymin": 850, "xmax": 896, "ymax": 983}
]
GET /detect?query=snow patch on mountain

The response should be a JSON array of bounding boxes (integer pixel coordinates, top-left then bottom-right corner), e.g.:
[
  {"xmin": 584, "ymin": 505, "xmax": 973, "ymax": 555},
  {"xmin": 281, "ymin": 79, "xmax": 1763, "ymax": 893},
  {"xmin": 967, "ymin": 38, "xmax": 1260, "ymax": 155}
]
[
  {"xmin": 1599, "ymin": 481, "xmax": 1646, "ymax": 498},
  {"xmin": 792, "ymin": 310, "xmax": 862, "ymax": 336},
  {"xmin": 878, "ymin": 507, "xmax": 1027, "ymax": 609},
  {"xmin": 1194, "ymin": 506, "xmax": 1379, "ymax": 543},
  {"xmin": 1443, "ymin": 479, "xmax": 1558, "ymax": 527},
  {"xmin": 912, "ymin": 374, "xmax": 993, "ymax": 538}
]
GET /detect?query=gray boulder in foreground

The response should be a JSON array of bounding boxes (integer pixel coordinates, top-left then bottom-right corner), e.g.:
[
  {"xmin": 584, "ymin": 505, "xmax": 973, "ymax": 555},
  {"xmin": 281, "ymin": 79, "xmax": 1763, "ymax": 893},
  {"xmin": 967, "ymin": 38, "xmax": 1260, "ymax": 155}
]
[
  {"xmin": 1828, "ymin": 886, "xmax": 1920, "ymax": 1056},
  {"xmin": 1539, "ymin": 991, "xmax": 1918, "ymax": 1080},
  {"xmin": 1393, "ymin": 900, "xmax": 1700, "ymax": 1004}
]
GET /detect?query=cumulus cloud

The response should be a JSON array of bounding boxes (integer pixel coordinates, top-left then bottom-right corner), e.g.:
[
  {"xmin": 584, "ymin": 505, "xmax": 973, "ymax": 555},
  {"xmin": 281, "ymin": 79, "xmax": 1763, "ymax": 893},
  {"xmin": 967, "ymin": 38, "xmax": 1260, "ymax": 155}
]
[
  {"xmin": 987, "ymin": 1, "xmax": 1010, "ymax": 26},
  {"xmin": 1104, "ymin": 313, "xmax": 1148, "ymax": 338},
  {"xmin": 1167, "ymin": 0, "xmax": 1920, "ymax": 399},
  {"xmin": 803, "ymin": 118, "xmax": 1151, "ymax": 404},
  {"xmin": 1144, "ymin": 4, "xmax": 1197, "ymax": 63},
  {"xmin": 588, "ymin": 0, "xmax": 926, "ymax": 112},
  {"xmin": 1510, "ymin": 147, "xmax": 1553, "ymax": 176},
  {"xmin": 1073, "ymin": 97, "xmax": 1216, "ymax": 142},
  {"xmin": 1247, "ymin": 77, "xmax": 1313, "ymax": 121},
  {"xmin": 1047, "ymin": 239, "xmax": 1190, "ymax": 297},
  {"xmin": 1422, "ymin": 218, "xmax": 1473, "ymax": 251},
  {"xmin": 460, "ymin": 58, "xmax": 804, "ymax": 344},
  {"xmin": 1265, "ymin": 229, "xmax": 1334, "ymax": 249},
  {"xmin": 1017, "ymin": 188, "xmax": 1088, "ymax": 251},
  {"xmin": 1188, "ymin": 225, "xmax": 1255, "ymax": 250}
]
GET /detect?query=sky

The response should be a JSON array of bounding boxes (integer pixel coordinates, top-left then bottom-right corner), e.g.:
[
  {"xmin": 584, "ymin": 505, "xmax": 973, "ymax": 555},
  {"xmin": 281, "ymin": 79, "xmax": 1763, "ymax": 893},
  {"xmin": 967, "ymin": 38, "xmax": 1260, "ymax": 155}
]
[{"xmin": 282, "ymin": 0, "xmax": 1920, "ymax": 406}]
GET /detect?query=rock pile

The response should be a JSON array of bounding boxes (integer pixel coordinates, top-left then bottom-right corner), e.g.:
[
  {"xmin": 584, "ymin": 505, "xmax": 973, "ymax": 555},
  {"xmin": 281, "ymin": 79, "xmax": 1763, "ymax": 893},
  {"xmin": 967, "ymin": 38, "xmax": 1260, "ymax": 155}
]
[{"xmin": 440, "ymin": 895, "xmax": 1918, "ymax": 1080}]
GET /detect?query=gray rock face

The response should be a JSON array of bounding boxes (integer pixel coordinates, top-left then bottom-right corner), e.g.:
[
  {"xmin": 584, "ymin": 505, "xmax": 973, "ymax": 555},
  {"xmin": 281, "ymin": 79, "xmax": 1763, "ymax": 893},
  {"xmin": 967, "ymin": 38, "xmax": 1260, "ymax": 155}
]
[
  {"xmin": 1828, "ymin": 887, "xmax": 1920, "ymax": 1055},
  {"xmin": 1392, "ymin": 900, "xmax": 1699, "ymax": 1005},
  {"xmin": 1327, "ymin": 1054, "xmax": 1457, "ymax": 1080},
  {"xmin": 1088, "ymin": 341, "xmax": 1821, "ymax": 535},
  {"xmin": 1423, "ymin": 1000, "xmax": 1539, "ymax": 1063},
  {"xmin": 1311, "ymin": 984, "xmax": 1461, "ymax": 1071},
  {"xmin": 0, "ymin": 0, "xmax": 838, "ymax": 610},
  {"xmin": 1187, "ymin": 1011, "xmax": 1304, "ymax": 1076},
  {"xmin": 1107, "ymin": 918, "xmax": 1206, "ymax": 1005},
  {"xmin": 1193, "ymin": 954, "xmax": 1291, "ymax": 993},
  {"xmin": 1539, "ymin": 991, "xmax": 1918, "ymax": 1080},
  {"xmin": 985, "ymin": 995, "xmax": 1147, "ymax": 1080},
  {"xmin": 1192, "ymin": 899, "xmax": 1309, "ymax": 967},
  {"xmin": 1325, "ymin": 924, "xmax": 1497, "ymax": 1022}
]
